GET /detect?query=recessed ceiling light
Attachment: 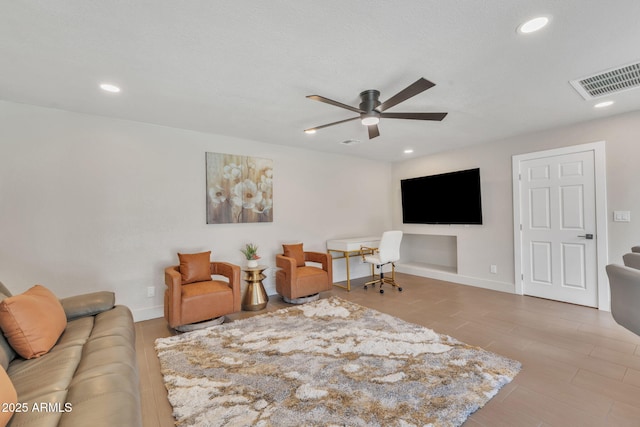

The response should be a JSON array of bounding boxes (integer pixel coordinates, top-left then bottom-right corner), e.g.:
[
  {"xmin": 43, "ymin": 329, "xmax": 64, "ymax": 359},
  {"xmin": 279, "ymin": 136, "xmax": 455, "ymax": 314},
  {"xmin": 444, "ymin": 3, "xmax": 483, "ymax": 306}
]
[
  {"xmin": 518, "ymin": 16, "xmax": 549, "ymax": 34},
  {"xmin": 594, "ymin": 100, "xmax": 614, "ymax": 108},
  {"xmin": 99, "ymin": 83, "xmax": 121, "ymax": 93},
  {"xmin": 403, "ymin": 149, "xmax": 414, "ymax": 154}
]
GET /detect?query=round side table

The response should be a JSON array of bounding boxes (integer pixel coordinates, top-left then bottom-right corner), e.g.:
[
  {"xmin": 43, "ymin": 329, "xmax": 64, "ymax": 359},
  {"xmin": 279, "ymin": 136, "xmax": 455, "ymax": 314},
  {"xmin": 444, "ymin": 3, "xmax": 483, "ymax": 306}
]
[{"xmin": 241, "ymin": 265, "xmax": 269, "ymax": 311}]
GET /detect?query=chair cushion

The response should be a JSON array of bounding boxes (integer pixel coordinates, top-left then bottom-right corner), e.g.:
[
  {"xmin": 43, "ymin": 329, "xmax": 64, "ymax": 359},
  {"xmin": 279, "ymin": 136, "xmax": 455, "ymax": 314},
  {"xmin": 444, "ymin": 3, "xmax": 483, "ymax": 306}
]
[
  {"xmin": 180, "ymin": 281, "xmax": 235, "ymax": 325},
  {"xmin": 0, "ymin": 367, "xmax": 17, "ymax": 427},
  {"xmin": 283, "ymin": 243, "xmax": 305, "ymax": 267},
  {"xmin": 364, "ymin": 254, "xmax": 383, "ymax": 265},
  {"xmin": 0, "ymin": 285, "xmax": 67, "ymax": 359},
  {"xmin": 295, "ymin": 266, "xmax": 330, "ymax": 297},
  {"xmin": 297, "ymin": 266, "xmax": 326, "ymax": 279},
  {"xmin": 178, "ymin": 251, "xmax": 212, "ymax": 284},
  {"xmin": 181, "ymin": 280, "xmax": 231, "ymax": 298}
]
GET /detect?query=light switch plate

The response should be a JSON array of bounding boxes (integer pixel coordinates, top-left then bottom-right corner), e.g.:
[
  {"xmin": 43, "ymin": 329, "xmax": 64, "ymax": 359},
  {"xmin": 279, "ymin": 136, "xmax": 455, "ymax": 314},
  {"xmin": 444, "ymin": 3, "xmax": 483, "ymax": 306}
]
[{"xmin": 613, "ymin": 210, "xmax": 631, "ymax": 222}]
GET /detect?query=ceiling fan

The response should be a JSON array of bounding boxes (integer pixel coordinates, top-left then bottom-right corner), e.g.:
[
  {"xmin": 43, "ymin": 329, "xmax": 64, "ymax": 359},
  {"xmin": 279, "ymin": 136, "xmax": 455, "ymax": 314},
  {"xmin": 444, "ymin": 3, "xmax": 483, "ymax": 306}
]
[{"xmin": 304, "ymin": 77, "xmax": 448, "ymax": 139}]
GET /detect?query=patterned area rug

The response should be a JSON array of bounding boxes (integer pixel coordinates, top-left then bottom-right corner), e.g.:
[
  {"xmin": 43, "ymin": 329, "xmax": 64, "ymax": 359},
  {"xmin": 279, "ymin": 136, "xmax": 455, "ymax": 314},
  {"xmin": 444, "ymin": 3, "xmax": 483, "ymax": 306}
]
[{"xmin": 155, "ymin": 297, "xmax": 520, "ymax": 426}]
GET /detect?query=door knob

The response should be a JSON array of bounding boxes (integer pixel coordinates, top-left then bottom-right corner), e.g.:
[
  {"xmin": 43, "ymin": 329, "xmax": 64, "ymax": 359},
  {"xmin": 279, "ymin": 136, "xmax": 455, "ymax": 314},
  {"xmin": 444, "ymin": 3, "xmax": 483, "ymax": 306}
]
[{"xmin": 578, "ymin": 234, "xmax": 594, "ymax": 239}]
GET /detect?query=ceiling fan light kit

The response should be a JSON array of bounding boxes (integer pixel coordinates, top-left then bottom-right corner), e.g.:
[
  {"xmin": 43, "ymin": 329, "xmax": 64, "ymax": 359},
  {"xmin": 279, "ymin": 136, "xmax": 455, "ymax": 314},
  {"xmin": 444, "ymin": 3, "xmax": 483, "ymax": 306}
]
[
  {"xmin": 304, "ymin": 77, "xmax": 448, "ymax": 139},
  {"xmin": 361, "ymin": 113, "xmax": 380, "ymax": 126}
]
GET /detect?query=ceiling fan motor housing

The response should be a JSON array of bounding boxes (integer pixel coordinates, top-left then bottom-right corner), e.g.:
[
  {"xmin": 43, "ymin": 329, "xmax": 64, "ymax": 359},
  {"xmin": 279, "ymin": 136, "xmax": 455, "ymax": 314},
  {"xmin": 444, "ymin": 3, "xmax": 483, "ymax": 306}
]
[
  {"xmin": 359, "ymin": 90, "xmax": 381, "ymax": 124},
  {"xmin": 359, "ymin": 90, "xmax": 381, "ymax": 112}
]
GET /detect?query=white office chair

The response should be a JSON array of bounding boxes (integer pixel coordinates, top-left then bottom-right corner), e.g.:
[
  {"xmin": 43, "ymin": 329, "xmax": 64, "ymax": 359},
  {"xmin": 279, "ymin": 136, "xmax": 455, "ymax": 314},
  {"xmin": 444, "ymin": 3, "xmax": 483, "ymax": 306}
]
[{"xmin": 361, "ymin": 230, "xmax": 403, "ymax": 294}]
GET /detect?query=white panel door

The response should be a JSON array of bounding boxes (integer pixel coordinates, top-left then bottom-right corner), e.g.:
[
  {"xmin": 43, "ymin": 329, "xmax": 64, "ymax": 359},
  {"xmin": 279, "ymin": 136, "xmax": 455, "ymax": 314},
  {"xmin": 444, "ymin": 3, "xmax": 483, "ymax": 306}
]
[{"xmin": 519, "ymin": 150, "xmax": 597, "ymax": 307}]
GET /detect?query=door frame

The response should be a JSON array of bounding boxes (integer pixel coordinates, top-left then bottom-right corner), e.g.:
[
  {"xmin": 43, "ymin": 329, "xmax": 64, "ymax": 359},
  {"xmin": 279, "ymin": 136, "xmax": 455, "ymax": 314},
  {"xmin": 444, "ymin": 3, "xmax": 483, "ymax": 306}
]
[{"xmin": 512, "ymin": 141, "xmax": 609, "ymax": 310}]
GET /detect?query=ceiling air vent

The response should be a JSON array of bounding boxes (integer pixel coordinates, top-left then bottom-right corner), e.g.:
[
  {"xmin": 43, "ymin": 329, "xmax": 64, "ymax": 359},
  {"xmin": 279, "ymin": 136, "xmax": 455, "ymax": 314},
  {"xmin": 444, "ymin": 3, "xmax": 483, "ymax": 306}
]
[
  {"xmin": 340, "ymin": 139, "xmax": 361, "ymax": 146},
  {"xmin": 570, "ymin": 61, "xmax": 640, "ymax": 100}
]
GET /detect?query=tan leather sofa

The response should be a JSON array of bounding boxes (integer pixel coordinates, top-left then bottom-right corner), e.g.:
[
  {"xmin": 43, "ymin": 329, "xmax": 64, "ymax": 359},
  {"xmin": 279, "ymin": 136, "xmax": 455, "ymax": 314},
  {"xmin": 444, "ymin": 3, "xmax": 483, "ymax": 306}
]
[{"xmin": 0, "ymin": 281, "xmax": 141, "ymax": 427}]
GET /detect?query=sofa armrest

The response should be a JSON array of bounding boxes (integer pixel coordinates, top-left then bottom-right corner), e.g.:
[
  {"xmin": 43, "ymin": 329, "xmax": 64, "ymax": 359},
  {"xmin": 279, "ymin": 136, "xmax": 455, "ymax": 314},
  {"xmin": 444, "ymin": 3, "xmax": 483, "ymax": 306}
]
[{"xmin": 60, "ymin": 291, "xmax": 115, "ymax": 321}]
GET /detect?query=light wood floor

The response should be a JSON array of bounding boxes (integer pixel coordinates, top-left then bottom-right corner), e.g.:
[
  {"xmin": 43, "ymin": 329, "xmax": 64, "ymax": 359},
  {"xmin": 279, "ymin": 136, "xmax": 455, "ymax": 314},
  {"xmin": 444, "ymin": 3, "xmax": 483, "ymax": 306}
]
[{"xmin": 136, "ymin": 273, "xmax": 640, "ymax": 426}]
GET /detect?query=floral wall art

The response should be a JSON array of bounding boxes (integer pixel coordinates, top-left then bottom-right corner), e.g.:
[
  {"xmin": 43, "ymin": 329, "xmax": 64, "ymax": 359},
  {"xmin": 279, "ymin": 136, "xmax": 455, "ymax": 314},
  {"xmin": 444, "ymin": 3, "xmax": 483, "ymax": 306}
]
[{"xmin": 206, "ymin": 152, "xmax": 273, "ymax": 224}]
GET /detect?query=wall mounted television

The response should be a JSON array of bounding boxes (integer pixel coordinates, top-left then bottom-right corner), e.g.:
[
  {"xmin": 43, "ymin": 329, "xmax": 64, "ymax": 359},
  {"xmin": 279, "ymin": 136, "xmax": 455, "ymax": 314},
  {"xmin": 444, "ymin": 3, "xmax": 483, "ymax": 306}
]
[{"xmin": 401, "ymin": 168, "xmax": 483, "ymax": 224}]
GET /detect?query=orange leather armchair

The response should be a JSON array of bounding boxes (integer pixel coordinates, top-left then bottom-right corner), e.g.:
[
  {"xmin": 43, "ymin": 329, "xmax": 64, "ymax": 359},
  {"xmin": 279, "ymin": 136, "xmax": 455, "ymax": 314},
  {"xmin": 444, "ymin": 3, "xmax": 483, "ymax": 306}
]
[
  {"xmin": 164, "ymin": 252, "xmax": 241, "ymax": 329},
  {"xmin": 276, "ymin": 244, "xmax": 333, "ymax": 303}
]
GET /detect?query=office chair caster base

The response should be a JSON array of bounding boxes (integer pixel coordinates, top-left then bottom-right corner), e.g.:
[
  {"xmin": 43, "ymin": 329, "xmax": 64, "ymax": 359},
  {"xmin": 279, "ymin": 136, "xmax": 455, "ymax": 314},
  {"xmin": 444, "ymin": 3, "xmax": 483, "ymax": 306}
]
[
  {"xmin": 398, "ymin": 287, "xmax": 403, "ymax": 292},
  {"xmin": 364, "ymin": 285, "xmax": 368, "ymax": 290},
  {"xmin": 380, "ymin": 289, "xmax": 384, "ymax": 294}
]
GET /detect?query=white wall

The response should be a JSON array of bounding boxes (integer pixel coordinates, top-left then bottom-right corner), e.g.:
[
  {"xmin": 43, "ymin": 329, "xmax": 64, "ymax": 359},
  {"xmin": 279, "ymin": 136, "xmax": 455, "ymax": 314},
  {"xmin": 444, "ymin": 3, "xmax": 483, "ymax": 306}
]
[
  {"xmin": 392, "ymin": 110, "xmax": 640, "ymax": 294},
  {"xmin": 0, "ymin": 101, "xmax": 392, "ymax": 320},
  {"xmin": 3, "ymin": 100, "xmax": 638, "ymax": 320}
]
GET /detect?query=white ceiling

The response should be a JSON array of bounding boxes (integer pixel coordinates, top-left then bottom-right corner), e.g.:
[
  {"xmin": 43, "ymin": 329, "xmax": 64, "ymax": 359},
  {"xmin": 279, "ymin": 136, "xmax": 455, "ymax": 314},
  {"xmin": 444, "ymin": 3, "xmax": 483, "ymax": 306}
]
[{"xmin": 2, "ymin": 1, "xmax": 640, "ymax": 162}]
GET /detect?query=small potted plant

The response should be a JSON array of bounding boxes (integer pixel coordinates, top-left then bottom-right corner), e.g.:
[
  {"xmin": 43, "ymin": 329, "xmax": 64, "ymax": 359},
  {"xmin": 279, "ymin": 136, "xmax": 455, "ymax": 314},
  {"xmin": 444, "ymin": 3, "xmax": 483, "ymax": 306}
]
[{"xmin": 241, "ymin": 243, "xmax": 260, "ymax": 268}]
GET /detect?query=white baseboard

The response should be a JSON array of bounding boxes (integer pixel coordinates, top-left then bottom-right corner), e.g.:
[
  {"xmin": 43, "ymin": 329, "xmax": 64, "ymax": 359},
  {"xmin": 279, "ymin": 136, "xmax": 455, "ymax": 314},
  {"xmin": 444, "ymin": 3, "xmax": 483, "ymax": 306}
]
[
  {"xmin": 132, "ymin": 304, "xmax": 164, "ymax": 322},
  {"xmin": 396, "ymin": 263, "xmax": 515, "ymax": 294}
]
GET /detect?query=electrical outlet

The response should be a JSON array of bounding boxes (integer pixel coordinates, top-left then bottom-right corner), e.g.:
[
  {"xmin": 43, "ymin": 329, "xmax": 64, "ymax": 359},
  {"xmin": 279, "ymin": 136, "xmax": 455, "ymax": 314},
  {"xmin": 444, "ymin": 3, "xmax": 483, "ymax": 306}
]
[
  {"xmin": 490, "ymin": 265, "xmax": 498, "ymax": 274},
  {"xmin": 147, "ymin": 286, "xmax": 155, "ymax": 297}
]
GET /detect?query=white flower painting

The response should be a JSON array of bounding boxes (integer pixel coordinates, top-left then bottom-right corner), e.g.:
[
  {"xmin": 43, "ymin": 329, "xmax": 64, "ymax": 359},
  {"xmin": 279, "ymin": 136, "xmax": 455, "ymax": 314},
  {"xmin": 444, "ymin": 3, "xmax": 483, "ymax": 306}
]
[{"xmin": 206, "ymin": 153, "xmax": 273, "ymax": 224}]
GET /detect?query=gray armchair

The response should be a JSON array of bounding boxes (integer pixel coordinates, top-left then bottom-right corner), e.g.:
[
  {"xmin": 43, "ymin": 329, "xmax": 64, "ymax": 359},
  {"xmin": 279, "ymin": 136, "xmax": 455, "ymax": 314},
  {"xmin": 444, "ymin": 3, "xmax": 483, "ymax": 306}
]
[
  {"xmin": 606, "ymin": 264, "xmax": 640, "ymax": 336},
  {"xmin": 623, "ymin": 252, "xmax": 640, "ymax": 270}
]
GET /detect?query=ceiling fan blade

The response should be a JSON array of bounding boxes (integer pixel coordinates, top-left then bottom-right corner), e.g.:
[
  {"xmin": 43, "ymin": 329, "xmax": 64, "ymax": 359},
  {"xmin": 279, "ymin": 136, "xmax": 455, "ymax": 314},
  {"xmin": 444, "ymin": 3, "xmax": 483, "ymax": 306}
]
[
  {"xmin": 306, "ymin": 95, "xmax": 364, "ymax": 114},
  {"xmin": 377, "ymin": 78, "xmax": 436, "ymax": 112},
  {"xmin": 304, "ymin": 116, "xmax": 360, "ymax": 133},
  {"xmin": 380, "ymin": 112, "xmax": 448, "ymax": 121},
  {"xmin": 367, "ymin": 124, "xmax": 380, "ymax": 139}
]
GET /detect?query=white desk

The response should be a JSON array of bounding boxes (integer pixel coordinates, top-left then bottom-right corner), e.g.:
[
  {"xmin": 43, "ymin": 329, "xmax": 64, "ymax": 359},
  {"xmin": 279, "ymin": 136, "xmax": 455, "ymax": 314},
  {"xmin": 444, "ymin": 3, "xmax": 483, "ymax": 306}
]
[{"xmin": 327, "ymin": 236, "xmax": 380, "ymax": 291}]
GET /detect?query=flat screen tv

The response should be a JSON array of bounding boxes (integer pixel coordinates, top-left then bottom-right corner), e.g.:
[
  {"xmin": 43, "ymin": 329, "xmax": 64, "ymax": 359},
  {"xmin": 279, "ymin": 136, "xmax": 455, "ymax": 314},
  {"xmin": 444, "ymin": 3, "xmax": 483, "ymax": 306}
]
[{"xmin": 401, "ymin": 168, "xmax": 483, "ymax": 224}]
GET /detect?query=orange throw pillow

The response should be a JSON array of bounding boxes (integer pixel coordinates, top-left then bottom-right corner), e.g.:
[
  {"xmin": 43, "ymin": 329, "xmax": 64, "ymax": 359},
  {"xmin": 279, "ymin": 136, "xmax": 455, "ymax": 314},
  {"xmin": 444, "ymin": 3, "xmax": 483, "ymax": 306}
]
[
  {"xmin": 0, "ymin": 368, "xmax": 18, "ymax": 427},
  {"xmin": 178, "ymin": 251, "xmax": 212, "ymax": 284},
  {"xmin": 0, "ymin": 285, "xmax": 67, "ymax": 359},
  {"xmin": 0, "ymin": 367, "xmax": 17, "ymax": 427},
  {"xmin": 283, "ymin": 243, "xmax": 305, "ymax": 267}
]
